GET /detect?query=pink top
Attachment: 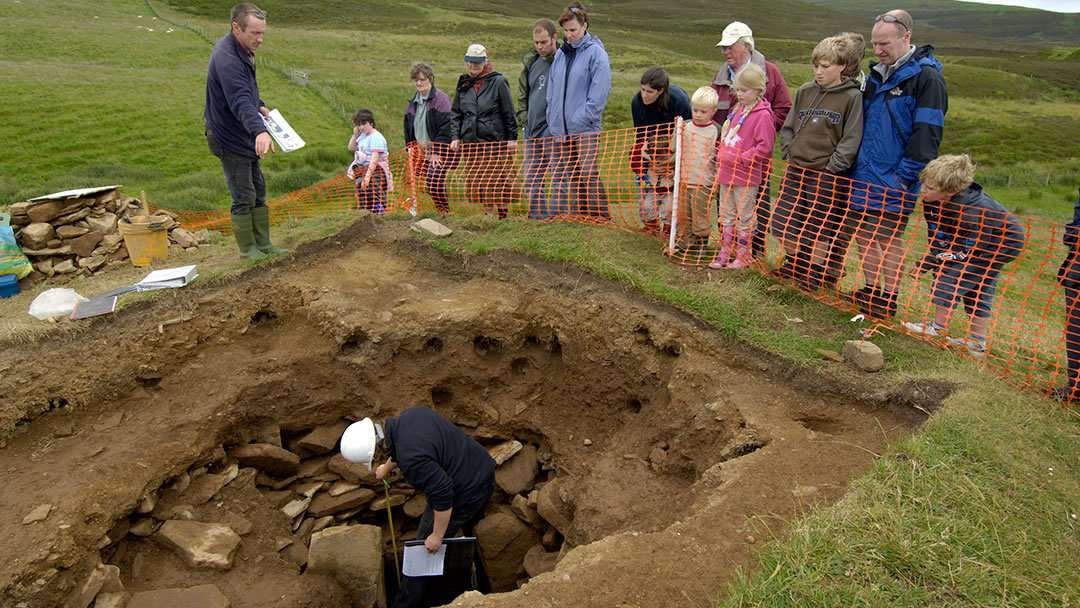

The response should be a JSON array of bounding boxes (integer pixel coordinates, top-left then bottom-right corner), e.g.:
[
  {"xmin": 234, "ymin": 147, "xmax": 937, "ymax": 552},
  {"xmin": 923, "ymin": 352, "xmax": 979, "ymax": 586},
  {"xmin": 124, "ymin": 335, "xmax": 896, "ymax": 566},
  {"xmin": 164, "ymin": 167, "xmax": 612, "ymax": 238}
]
[{"xmin": 716, "ymin": 97, "xmax": 776, "ymax": 187}]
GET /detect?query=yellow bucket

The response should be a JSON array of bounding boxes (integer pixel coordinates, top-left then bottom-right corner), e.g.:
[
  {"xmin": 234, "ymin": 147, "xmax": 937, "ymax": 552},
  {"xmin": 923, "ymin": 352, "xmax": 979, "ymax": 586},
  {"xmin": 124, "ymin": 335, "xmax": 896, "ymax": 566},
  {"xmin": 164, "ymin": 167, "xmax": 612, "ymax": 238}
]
[{"xmin": 118, "ymin": 219, "xmax": 169, "ymax": 267}]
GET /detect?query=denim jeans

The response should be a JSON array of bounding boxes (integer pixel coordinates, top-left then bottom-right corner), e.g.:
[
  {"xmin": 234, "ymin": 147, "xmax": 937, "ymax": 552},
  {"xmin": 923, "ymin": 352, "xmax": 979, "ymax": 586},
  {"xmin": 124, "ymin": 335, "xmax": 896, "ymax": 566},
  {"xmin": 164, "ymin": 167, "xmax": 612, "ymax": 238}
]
[
  {"xmin": 391, "ymin": 488, "xmax": 493, "ymax": 608},
  {"xmin": 523, "ymin": 130, "xmax": 554, "ymax": 220},
  {"xmin": 550, "ymin": 132, "xmax": 609, "ymax": 220},
  {"xmin": 206, "ymin": 129, "xmax": 265, "ymax": 216}
]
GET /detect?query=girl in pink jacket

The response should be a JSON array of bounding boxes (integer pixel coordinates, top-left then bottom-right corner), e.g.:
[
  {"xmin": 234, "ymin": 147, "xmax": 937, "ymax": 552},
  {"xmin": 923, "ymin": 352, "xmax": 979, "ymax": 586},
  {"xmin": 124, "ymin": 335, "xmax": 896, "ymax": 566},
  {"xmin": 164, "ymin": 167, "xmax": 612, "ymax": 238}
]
[{"xmin": 711, "ymin": 64, "xmax": 776, "ymax": 269}]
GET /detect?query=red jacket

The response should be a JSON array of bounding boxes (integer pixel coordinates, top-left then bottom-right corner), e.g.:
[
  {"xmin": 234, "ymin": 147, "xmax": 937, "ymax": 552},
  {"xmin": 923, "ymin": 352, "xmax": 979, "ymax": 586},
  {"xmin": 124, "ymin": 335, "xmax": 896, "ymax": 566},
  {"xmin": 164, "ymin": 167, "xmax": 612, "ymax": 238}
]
[{"xmin": 710, "ymin": 50, "xmax": 791, "ymax": 132}]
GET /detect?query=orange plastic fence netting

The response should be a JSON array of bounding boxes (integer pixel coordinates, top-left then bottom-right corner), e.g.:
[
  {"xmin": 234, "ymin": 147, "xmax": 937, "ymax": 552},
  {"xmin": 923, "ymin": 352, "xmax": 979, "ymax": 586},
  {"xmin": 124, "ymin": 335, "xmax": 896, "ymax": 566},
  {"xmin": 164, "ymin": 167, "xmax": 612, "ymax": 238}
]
[{"xmin": 169, "ymin": 122, "xmax": 1078, "ymax": 402}]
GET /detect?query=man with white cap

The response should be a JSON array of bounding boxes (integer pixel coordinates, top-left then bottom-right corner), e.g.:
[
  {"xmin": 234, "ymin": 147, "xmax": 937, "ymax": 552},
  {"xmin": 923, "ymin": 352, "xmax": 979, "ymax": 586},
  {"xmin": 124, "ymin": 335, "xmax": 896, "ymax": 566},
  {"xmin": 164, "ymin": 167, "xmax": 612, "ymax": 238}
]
[
  {"xmin": 710, "ymin": 21, "xmax": 792, "ymax": 261},
  {"xmin": 340, "ymin": 407, "xmax": 496, "ymax": 608}
]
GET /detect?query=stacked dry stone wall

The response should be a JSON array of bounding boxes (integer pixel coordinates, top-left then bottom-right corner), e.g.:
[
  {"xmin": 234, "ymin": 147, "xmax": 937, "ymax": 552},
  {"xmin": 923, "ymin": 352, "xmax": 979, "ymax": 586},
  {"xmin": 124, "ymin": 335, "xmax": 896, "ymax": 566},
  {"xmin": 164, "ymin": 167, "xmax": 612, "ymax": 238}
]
[{"xmin": 7, "ymin": 188, "xmax": 212, "ymax": 280}]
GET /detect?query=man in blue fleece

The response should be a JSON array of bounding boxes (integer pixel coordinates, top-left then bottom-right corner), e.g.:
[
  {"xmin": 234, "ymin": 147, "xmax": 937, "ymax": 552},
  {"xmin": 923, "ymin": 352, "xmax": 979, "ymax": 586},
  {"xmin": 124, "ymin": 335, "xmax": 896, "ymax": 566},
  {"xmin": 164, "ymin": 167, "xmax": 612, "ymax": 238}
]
[
  {"xmin": 846, "ymin": 9, "xmax": 947, "ymax": 319},
  {"xmin": 374, "ymin": 407, "xmax": 495, "ymax": 608},
  {"xmin": 204, "ymin": 3, "xmax": 287, "ymax": 259}
]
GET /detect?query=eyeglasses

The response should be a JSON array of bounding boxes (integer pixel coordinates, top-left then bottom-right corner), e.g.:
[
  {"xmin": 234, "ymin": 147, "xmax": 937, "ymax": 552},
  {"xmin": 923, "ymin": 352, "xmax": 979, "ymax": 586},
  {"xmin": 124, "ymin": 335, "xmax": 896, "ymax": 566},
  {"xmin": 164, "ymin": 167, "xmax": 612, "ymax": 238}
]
[
  {"xmin": 567, "ymin": 6, "xmax": 582, "ymax": 13},
  {"xmin": 875, "ymin": 14, "xmax": 910, "ymax": 32}
]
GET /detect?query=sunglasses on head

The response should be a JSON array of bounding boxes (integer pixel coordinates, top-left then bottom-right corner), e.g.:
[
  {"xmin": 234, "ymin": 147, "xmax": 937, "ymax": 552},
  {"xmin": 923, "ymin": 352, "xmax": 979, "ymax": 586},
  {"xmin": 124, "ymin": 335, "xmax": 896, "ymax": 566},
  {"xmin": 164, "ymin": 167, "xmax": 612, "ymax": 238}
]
[
  {"xmin": 875, "ymin": 13, "xmax": 910, "ymax": 32},
  {"xmin": 567, "ymin": 6, "xmax": 582, "ymax": 13}
]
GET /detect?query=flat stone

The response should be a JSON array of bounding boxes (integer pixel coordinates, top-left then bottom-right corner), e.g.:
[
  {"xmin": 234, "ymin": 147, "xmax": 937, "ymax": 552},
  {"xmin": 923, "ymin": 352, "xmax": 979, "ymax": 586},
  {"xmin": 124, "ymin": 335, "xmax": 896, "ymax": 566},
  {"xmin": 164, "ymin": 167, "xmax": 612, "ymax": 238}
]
[
  {"xmin": 282, "ymin": 496, "xmax": 311, "ymax": 519},
  {"xmin": 486, "ymin": 440, "xmax": 522, "ymax": 466},
  {"xmin": 93, "ymin": 592, "xmax": 131, "ymax": 608},
  {"xmin": 296, "ymin": 420, "xmax": 350, "ymax": 455},
  {"xmin": 496, "ymin": 443, "xmax": 538, "ymax": 496},
  {"xmin": 475, "ymin": 506, "xmax": 541, "ymax": 592},
  {"xmin": 327, "ymin": 453, "xmax": 376, "ymax": 484},
  {"xmin": 155, "ymin": 521, "xmax": 241, "ymax": 570},
  {"xmin": 53, "ymin": 259, "xmax": 78, "ymax": 274},
  {"xmin": 177, "ymin": 470, "xmax": 232, "ymax": 506},
  {"xmin": 328, "ymin": 481, "xmax": 361, "ymax": 497},
  {"xmin": 55, "ymin": 225, "xmax": 89, "ymax": 240},
  {"xmin": 296, "ymin": 453, "xmax": 335, "ymax": 479},
  {"xmin": 129, "ymin": 518, "xmax": 159, "ymax": 537},
  {"xmin": 229, "ymin": 443, "xmax": 299, "ymax": 477},
  {"xmin": 843, "ymin": 340, "xmax": 884, "ymax": 372},
  {"xmin": 368, "ymin": 494, "xmax": 406, "ymax": 511},
  {"xmin": 308, "ymin": 487, "xmax": 376, "ymax": 518},
  {"xmin": 511, "ymin": 494, "xmax": 544, "ymax": 528},
  {"xmin": 816, "ymin": 349, "xmax": 845, "ymax": 363},
  {"xmin": 523, "ymin": 543, "xmax": 560, "ymax": 578},
  {"xmin": 169, "ymin": 227, "xmax": 198, "ymax": 248},
  {"xmin": 403, "ymin": 494, "xmax": 427, "ymax": 519},
  {"xmin": 24, "ymin": 245, "xmax": 74, "ymax": 257},
  {"xmin": 536, "ymin": 478, "xmax": 574, "ymax": 537},
  {"xmin": 78, "ymin": 255, "xmax": 107, "ymax": 272},
  {"xmin": 23, "ymin": 504, "xmax": 52, "ymax": 525},
  {"xmin": 85, "ymin": 211, "xmax": 118, "ymax": 235},
  {"xmin": 26, "ymin": 200, "xmax": 67, "ymax": 223},
  {"xmin": 218, "ymin": 512, "xmax": 252, "ymax": 536},
  {"xmin": 19, "ymin": 222, "xmax": 55, "ymax": 249},
  {"xmin": 127, "ymin": 584, "xmax": 230, "ymax": 608},
  {"xmin": 307, "ymin": 525, "xmax": 384, "ymax": 608},
  {"xmin": 411, "ymin": 218, "xmax": 452, "ymax": 238},
  {"xmin": 63, "ymin": 561, "xmax": 111, "ymax": 608}
]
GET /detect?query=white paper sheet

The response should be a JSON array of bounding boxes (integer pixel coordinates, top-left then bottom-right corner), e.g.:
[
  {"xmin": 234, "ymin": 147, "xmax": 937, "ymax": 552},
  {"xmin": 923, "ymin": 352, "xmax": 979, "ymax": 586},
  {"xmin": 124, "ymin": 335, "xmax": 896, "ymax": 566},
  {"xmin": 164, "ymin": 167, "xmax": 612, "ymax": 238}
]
[{"xmin": 402, "ymin": 543, "xmax": 446, "ymax": 577}]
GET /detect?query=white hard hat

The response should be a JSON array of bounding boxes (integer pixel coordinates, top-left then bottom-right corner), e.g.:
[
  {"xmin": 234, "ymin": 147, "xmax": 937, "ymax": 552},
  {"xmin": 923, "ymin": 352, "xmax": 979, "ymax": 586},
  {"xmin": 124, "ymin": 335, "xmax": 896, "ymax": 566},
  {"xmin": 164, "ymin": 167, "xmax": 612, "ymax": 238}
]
[{"xmin": 340, "ymin": 418, "xmax": 382, "ymax": 469}]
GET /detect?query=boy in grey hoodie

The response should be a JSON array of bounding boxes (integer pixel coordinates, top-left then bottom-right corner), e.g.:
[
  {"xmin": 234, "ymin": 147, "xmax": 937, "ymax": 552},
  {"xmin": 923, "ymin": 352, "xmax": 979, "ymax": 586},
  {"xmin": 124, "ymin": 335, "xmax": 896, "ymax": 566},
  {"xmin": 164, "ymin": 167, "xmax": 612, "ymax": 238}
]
[{"xmin": 772, "ymin": 35, "xmax": 864, "ymax": 291}]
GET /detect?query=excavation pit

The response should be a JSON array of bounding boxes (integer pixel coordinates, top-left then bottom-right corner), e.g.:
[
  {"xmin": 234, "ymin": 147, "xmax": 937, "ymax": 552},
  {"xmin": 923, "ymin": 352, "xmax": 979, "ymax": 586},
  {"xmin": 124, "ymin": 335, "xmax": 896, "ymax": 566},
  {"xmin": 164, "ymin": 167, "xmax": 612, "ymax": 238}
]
[{"xmin": 0, "ymin": 220, "xmax": 940, "ymax": 607}]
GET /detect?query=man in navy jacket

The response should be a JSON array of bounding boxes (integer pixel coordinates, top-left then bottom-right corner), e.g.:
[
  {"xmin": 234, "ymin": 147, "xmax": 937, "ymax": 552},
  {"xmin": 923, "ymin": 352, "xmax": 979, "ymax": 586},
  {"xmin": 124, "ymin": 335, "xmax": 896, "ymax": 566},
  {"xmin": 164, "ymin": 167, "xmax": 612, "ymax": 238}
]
[
  {"xmin": 204, "ymin": 3, "xmax": 287, "ymax": 259},
  {"xmin": 375, "ymin": 407, "xmax": 496, "ymax": 608}
]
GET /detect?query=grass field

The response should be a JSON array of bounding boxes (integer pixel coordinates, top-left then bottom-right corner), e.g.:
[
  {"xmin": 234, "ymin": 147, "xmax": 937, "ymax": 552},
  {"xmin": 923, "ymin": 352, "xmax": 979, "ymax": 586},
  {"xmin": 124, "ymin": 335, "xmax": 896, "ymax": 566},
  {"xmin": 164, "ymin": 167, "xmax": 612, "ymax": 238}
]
[{"xmin": 2, "ymin": 0, "xmax": 1080, "ymax": 605}]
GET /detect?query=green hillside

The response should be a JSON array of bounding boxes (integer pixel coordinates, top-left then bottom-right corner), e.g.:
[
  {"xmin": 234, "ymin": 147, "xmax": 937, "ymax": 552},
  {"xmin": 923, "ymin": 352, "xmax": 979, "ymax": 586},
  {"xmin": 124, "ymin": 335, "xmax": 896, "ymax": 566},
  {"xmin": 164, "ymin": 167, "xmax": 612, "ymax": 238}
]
[
  {"xmin": 1, "ymin": 0, "xmax": 1078, "ymax": 215},
  {"xmin": 805, "ymin": 0, "xmax": 1080, "ymax": 43}
]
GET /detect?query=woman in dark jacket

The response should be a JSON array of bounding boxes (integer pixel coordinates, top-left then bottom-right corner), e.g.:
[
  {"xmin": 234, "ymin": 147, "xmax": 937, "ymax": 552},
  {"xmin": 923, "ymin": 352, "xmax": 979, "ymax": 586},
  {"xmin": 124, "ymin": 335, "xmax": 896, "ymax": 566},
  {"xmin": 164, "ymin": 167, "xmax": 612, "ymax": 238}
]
[
  {"xmin": 404, "ymin": 62, "xmax": 456, "ymax": 213},
  {"xmin": 449, "ymin": 43, "xmax": 518, "ymax": 218}
]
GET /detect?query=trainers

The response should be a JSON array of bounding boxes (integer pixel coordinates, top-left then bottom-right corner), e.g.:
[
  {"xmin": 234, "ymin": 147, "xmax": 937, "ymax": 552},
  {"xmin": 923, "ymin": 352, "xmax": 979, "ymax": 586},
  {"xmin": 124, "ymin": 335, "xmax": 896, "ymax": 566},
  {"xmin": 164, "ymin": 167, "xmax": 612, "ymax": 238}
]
[
  {"xmin": 945, "ymin": 336, "xmax": 988, "ymax": 359},
  {"xmin": 902, "ymin": 321, "xmax": 946, "ymax": 338}
]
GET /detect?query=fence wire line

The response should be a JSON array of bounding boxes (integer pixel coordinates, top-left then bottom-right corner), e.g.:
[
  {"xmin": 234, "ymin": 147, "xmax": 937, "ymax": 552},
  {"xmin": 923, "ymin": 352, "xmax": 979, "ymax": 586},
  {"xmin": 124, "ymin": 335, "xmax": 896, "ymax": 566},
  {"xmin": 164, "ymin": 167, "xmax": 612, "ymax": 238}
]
[{"xmin": 168, "ymin": 122, "xmax": 1076, "ymax": 401}]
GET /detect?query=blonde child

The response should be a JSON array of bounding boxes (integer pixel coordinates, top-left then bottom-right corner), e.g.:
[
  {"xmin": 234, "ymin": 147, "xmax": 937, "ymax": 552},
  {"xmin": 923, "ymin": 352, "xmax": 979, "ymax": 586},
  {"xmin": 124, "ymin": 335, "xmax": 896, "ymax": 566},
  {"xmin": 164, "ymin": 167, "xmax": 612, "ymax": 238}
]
[
  {"xmin": 901, "ymin": 154, "xmax": 1026, "ymax": 359},
  {"xmin": 710, "ymin": 64, "xmax": 776, "ymax": 269},
  {"xmin": 676, "ymin": 86, "xmax": 722, "ymax": 261},
  {"xmin": 639, "ymin": 131, "xmax": 675, "ymax": 238}
]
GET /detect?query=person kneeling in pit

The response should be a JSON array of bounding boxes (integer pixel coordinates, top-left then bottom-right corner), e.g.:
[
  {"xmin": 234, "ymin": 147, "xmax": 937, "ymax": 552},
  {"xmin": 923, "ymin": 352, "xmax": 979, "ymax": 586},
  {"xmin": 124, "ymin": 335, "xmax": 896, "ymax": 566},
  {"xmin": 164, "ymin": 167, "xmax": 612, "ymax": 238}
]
[{"xmin": 340, "ymin": 408, "xmax": 496, "ymax": 608}]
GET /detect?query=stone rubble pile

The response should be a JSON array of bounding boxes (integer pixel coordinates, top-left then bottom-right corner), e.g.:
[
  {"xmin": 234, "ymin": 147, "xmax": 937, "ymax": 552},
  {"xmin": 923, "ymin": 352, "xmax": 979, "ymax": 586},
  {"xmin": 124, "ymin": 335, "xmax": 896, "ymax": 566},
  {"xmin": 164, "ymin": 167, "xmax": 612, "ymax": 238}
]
[
  {"xmin": 74, "ymin": 418, "xmax": 573, "ymax": 608},
  {"xmin": 6, "ymin": 187, "xmax": 213, "ymax": 280}
]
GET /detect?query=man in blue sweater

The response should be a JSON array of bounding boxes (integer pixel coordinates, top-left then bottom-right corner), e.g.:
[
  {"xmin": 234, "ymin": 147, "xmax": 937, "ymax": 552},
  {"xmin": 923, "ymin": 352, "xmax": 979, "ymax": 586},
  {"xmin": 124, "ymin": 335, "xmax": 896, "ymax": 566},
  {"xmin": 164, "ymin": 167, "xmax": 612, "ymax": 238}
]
[
  {"xmin": 204, "ymin": 3, "xmax": 287, "ymax": 259},
  {"xmin": 341, "ymin": 407, "xmax": 496, "ymax": 608}
]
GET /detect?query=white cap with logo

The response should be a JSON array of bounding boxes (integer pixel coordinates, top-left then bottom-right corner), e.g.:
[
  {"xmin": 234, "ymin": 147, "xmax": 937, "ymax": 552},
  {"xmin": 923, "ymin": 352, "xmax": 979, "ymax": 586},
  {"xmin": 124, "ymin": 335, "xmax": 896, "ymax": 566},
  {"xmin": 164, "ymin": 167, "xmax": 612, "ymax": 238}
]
[{"xmin": 715, "ymin": 21, "xmax": 753, "ymax": 47}]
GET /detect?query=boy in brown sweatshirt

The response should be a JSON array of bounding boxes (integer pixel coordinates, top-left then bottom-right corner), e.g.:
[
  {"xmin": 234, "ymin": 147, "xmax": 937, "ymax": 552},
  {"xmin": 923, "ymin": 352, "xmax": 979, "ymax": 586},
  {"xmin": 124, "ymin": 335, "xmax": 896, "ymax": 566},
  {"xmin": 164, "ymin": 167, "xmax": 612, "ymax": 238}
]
[{"xmin": 772, "ymin": 35, "xmax": 865, "ymax": 291}]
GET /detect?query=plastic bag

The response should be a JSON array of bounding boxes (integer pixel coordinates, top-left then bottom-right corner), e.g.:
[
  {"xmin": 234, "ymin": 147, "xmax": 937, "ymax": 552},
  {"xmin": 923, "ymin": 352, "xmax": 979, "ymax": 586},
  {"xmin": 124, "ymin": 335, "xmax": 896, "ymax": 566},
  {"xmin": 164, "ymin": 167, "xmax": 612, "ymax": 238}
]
[
  {"xmin": 28, "ymin": 288, "xmax": 88, "ymax": 320},
  {"xmin": 0, "ymin": 212, "xmax": 33, "ymax": 279}
]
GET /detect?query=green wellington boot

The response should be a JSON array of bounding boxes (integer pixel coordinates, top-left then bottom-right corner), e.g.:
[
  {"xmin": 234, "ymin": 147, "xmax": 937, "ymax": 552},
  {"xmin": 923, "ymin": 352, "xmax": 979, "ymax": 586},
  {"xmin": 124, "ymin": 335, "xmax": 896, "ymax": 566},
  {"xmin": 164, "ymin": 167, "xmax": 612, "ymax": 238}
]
[
  {"xmin": 230, "ymin": 212, "xmax": 267, "ymax": 260},
  {"xmin": 250, "ymin": 206, "xmax": 289, "ymax": 255}
]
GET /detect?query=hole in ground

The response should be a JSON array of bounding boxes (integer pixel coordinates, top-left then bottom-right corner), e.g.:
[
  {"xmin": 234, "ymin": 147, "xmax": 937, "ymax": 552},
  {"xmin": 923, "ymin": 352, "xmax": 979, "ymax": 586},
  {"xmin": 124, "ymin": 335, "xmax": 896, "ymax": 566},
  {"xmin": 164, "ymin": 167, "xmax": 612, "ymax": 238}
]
[{"xmin": 2, "ymin": 238, "xmax": 940, "ymax": 608}]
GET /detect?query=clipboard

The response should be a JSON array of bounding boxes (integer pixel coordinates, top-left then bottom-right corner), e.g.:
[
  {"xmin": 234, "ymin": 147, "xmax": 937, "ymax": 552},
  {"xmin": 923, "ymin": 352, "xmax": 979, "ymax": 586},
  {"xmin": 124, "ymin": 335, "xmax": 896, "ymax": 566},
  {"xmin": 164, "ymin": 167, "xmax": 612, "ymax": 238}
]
[{"xmin": 401, "ymin": 537, "xmax": 476, "ymax": 577}]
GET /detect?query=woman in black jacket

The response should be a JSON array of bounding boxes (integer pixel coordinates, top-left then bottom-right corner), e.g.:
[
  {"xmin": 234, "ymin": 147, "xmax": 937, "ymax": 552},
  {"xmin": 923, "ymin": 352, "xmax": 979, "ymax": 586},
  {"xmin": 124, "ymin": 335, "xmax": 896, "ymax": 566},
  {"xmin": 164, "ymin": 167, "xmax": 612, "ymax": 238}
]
[
  {"xmin": 449, "ymin": 44, "xmax": 518, "ymax": 218},
  {"xmin": 404, "ymin": 62, "xmax": 456, "ymax": 214}
]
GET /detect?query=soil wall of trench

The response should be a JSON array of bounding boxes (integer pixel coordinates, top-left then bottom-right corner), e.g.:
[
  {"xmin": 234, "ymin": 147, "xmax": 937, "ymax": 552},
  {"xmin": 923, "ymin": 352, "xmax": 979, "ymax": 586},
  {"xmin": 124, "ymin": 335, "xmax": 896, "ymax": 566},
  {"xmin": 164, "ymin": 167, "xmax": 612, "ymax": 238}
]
[{"xmin": 0, "ymin": 217, "xmax": 949, "ymax": 607}]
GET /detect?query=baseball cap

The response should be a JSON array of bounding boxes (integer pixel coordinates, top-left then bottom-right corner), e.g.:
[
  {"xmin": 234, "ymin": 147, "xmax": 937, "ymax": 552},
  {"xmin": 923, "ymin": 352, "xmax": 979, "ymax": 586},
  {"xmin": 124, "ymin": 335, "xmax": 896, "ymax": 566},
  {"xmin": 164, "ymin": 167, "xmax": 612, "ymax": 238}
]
[
  {"xmin": 715, "ymin": 21, "xmax": 753, "ymax": 47},
  {"xmin": 464, "ymin": 43, "xmax": 488, "ymax": 63}
]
